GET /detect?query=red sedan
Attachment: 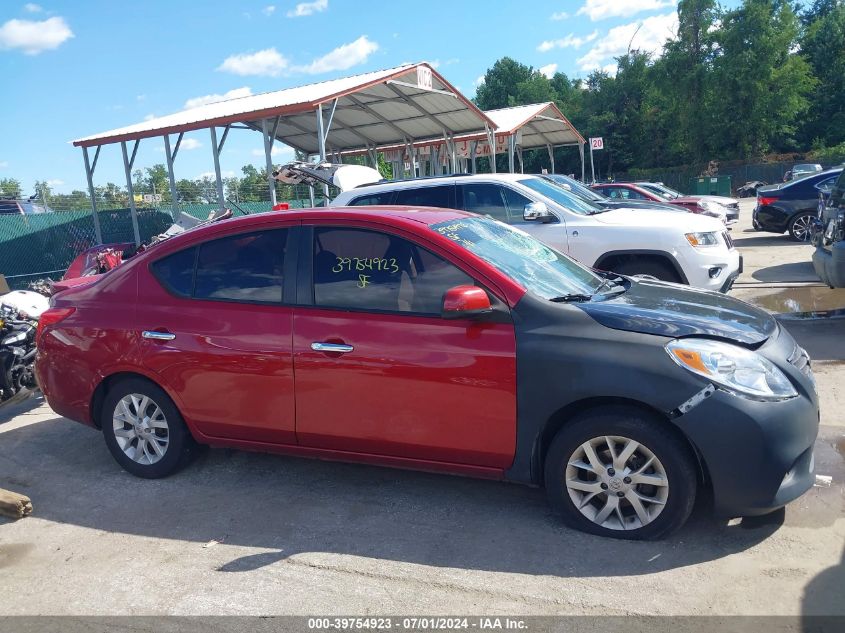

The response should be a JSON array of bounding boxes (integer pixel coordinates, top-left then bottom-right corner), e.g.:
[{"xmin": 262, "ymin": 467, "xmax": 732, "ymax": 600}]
[
  {"xmin": 591, "ymin": 182, "xmax": 728, "ymax": 222},
  {"xmin": 35, "ymin": 206, "xmax": 819, "ymax": 539}
]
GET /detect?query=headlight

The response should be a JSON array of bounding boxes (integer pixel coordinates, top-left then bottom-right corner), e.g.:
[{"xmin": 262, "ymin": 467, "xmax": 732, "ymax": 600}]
[
  {"xmin": 1, "ymin": 331, "xmax": 26, "ymax": 345},
  {"xmin": 666, "ymin": 338, "xmax": 798, "ymax": 401},
  {"xmin": 697, "ymin": 200, "xmax": 725, "ymax": 215},
  {"xmin": 685, "ymin": 231, "xmax": 720, "ymax": 247}
]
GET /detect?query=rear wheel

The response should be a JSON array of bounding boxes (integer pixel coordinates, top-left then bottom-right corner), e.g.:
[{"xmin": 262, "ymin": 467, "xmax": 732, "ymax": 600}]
[
  {"xmin": 544, "ymin": 407, "xmax": 697, "ymax": 540},
  {"xmin": 102, "ymin": 377, "xmax": 195, "ymax": 478},
  {"xmin": 788, "ymin": 212, "xmax": 815, "ymax": 242},
  {"xmin": 612, "ymin": 258, "xmax": 682, "ymax": 284}
]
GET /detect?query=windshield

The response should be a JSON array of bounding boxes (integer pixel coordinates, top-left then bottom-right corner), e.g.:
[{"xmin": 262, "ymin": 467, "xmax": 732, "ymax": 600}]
[
  {"xmin": 640, "ymin": 183, "xmax": 679, "ymax": 199},
  {"xmin": 545, "ymin": 174, "xmax": 606, "ymax": 202},
  {"xmin": 518, "ymin": 177, "xmax": 604, "ymax": 215},
  {"xmin": 430, "ymin": 216, "xmax": 604, "ymax": 299}
]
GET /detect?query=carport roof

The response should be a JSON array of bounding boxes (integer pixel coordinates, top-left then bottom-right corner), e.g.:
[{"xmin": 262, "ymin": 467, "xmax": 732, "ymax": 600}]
[
  {"xmin": 71, "ymin": 63, "xmax": 497, "ymax": 154},
  {"xmin": 481, "ymin": 102, "xmax": 585, "ymax": 147}
]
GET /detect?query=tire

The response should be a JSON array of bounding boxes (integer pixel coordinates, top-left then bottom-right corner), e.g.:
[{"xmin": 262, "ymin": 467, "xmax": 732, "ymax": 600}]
[
  {"xmin": 102, "ymin": 377, "xmax": 196, "ymax": 478},
  {"xmin": 788, "ymin": 212, "xmax": 816, "ymax": 242},
  {"xmin": 544, "ymin": 406, "xmax": 697, "ymax": 540},
  {"xmin": 613, "ymin": 258, "xmax": 682, "ymax": 284}
]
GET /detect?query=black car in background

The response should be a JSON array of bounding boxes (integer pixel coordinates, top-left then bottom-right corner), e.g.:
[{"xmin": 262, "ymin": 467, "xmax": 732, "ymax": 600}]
[
  {"xmin": 540, "ymin": 174, "xmax": 684, "ymax": 213},
  {"xmin": 812, "ymin": 169, "xmax": 845, "ymax": 287},
  {"xmin": 753, "ymin": 168, "xmax": 842, "ymax": 241}
]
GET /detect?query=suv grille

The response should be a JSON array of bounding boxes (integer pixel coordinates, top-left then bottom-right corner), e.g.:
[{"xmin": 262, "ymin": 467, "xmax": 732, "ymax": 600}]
[{"xmin": 722, "ymin": 231, "xmax": 734, "ymax": 249}]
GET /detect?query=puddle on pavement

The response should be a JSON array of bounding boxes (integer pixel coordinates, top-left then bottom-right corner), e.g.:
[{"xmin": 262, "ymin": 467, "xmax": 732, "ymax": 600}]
[{"xmin": 735, "ymin": 286, "xmax": 845, "ymax": 314}]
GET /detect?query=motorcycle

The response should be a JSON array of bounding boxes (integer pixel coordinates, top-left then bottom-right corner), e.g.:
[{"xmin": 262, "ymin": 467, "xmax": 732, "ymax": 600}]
[{"xmin": 0, "ymin": 290, "xmax": 46, "ymax": 402}]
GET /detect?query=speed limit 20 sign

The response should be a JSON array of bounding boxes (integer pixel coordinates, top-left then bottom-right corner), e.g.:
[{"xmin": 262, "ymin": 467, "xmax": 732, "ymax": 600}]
[{"xmin": 590, "ymin": 137, "xmax": 604, "ymax": 150}]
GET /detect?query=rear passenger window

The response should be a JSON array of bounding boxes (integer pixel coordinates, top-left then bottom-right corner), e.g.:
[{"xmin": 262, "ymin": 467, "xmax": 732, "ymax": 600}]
[
  {"xmin": 349, "ymin": 192, "xmax": 395, "ymax": 206},
  {"xmin": 151, "ymin": 247, "xmax": 196, "ymax": 297},
  {"xmin": 460, "ymin": 183, "xmax": 509, "ymax": 222},
  {"xmin": 193, "ymin": 229, "xmax": 287, "ymax": 304},
  {"xmin": 394, "ymin": 185, "xmax": 454, "ymax": 208}
]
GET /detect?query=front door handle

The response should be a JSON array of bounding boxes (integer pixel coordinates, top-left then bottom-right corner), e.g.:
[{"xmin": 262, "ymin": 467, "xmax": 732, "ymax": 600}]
[
  {"xmin": 311, "ymin": 342, "xmax": 353, "ymax": 354},
  {"xmin": 143, "ymin": 330, "xmax": 176, "ymax": 341}
]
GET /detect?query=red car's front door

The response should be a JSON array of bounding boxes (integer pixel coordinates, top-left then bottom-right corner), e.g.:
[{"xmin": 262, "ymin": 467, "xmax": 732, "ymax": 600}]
[{"xmin": 292, "ymin": 224, "xmax": 517, "ymax": 469}]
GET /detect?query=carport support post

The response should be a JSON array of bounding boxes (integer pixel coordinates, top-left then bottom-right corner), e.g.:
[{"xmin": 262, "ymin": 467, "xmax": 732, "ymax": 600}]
[
  {"xmin": 547, "ymin": 143, "xmax": 555, "ymax": 174},
  {"xmin": 470, "ymin": 141, "xmax": 477, "ymax": 174},
  {"xmin": 82, "ymin": 146, "xmax": 103, "ymax": 244},
  {"xmin": 209, "ymin": 127, "xmax": 226, "ymax": 213},
  {"xmin": 508, "ymin": 135, "xmax": 516, "ymax": 173},
  {"xmin": 485, "ymin": 125, "xmax": 497, "ymax": 174},
  {"xmin": 316, "ymin": 104, "xmax": 329, "ymax": 200},
  {"xmin": 262, "ymin": 118, "xmax": 278, "ymax": 207},
  {"xmin": 589, "ymin": 140, "xmax": 596, "ymax": 183},
  {"xmin": 163, "ymin": 134, "xmax": 181, "ymax": 222},
  {"xmin": 120, "ymin": 141, "xmax": 142, "ymax": 247}
]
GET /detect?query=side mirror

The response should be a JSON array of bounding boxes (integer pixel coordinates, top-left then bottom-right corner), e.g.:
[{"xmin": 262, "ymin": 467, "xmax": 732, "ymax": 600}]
[
  {"xmin": 442, "ymin": 285, "xmax": 493, "ymax": 319},
  {"xmin": 524, "ymin": 201, "xmax": 551, "ymax": 221}
]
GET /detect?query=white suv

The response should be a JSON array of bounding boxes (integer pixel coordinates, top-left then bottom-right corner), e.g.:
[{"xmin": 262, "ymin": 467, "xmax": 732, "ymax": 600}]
[{"xmin": 330, "ymin": 173, "xmax": 741, "ymax": 292}]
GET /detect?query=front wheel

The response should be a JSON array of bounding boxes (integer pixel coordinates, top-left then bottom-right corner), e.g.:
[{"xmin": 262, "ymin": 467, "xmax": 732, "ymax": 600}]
[
  {"xmin": 544, "ymin": 407, "xmax": 698, "ymax": 540},
  {"xmin": 102, "ymin": 377, "xmax": 195, "ymax": 478},
  {"xmin": 788, "ymin": 212, "xmax": 816, "ymax": 242}
]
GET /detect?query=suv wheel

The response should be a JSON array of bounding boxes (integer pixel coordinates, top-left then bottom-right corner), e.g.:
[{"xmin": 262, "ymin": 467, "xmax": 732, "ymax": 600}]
[
  {"xmin": 102, "ymin": 377, "xmax": 195, "ymax": 478},
  {"xmin": 788, "ymin": 212, "xmax": 816, "ymax": 242},
  {"xmin": 544, "ymin": 406, "xmax": 697, "ymax": 540}
]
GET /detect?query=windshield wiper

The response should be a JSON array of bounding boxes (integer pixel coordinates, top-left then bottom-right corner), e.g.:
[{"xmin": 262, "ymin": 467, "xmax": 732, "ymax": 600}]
[{"xmin": 550, "ymin": 293, "xmax": 592, "ymax": 303}]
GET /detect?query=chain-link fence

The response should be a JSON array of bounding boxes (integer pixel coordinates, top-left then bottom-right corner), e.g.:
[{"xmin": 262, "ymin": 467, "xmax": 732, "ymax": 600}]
[
  {"xmin": 0, "ymin": 182, "xmax": 333, "ymax": 290},
  {"xmin": 616, "ymin": 161, "xmax": 812, "ymax": 194}
]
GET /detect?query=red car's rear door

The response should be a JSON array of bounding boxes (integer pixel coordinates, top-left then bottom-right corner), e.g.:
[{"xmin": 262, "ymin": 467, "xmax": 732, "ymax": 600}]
[
  {"xmin": 137, "ymin": 225, "xmax": 297, "ymax": 444},
  {"xmin": 292, "ymin": 223, "xmax": 517, "ymax": 469}
]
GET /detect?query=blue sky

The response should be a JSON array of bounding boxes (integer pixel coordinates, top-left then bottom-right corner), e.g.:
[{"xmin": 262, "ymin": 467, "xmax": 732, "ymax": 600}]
[{"xmin": 0, "ymin": 0, "xmax": 742, "ymax": 195}]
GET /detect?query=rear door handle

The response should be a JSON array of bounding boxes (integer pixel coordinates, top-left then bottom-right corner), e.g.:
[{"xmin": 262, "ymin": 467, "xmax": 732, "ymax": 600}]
[
  {"xmin": 142, "ymin": 330, "xmax": 176, "ymax": 341},
  {"xmin": 311, "ymin": 342, "xmax": 353, "ymax": 354}
]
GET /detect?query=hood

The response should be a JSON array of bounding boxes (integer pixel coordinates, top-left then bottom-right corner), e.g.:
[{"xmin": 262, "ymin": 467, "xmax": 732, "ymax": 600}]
[
  {"xmin": 273, "ymin": 161, "xmax": 383, "ymax": 192},
  {"xmin": 591, "ymin": 208, "xmax": 725, "ymax": 231},
  {"xmin": 0, "ymin": 290, "xmax": 49, "ymax": 319},
  {"xmin": 577, "ymin": 279, "xmax": 777, "ymax": 345}
]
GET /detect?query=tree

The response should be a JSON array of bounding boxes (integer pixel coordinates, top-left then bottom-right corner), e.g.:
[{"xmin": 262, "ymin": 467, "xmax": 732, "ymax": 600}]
[
  {"xmin": 712, "ymin": 0, "xmax": 815, "ymax": 157},
  {"xmin": 0, "ymin": 178, "xmax": 21, "ymax": 198},
  {"xmin": 800, "ymin": 0, "xmax": 845, "ymax": 146},
  {"xmin": 475, "ymin": 57, "xmax": 537, "ymax": 110}
]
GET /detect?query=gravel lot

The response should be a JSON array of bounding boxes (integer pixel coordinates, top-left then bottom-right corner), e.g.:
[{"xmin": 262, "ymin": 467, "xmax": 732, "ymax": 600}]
[{"xmin": 0, "ymin": 199, "xmax": 842, "ymax": 616}]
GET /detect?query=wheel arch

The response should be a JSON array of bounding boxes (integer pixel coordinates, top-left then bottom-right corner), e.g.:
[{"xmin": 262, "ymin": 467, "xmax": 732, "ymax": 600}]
[
  {"xmin": 593, "ymin": 249, "xmax": 689, "ymax": 284},
  {"xmin": 530, "ymin": 397, "xmax": 708, "ymax": 489},
  {"xmin": 90, "ymin": 370, "xmax": 186, "ymax": 431}
]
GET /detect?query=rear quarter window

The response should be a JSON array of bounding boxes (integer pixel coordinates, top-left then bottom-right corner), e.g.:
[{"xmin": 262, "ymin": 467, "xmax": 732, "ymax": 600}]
[
  {"xmin": 348, "ymin": 191, "xmax": 395, "ymax": 206},
  {"xmin": 151, "ymin": 247, "xmax": 196, "ymax": 297},
  {"xmin": 393, "ymin": 185, "xmax": 455, "ymax": 208}
]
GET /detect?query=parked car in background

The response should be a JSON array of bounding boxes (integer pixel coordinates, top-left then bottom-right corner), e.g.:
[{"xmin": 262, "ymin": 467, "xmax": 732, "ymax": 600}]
[
  {"xmin": 36, "ymin": 207, "xmax": 819, "ymax": 540},
  {"xmin": 754, "ymin": 167, "xmax": 842, "ymax": 242},
  {"xmin": 790, "ymin": 164, "xmax": 823, "ymax": 181},
  {"xmin": 636, "ymin": 182, "xmax": 740, "ymax": 224},
  {"xmin": 591, "ymin": 182, "xmax": 734, "ymax": 224},
  {"xmin": 330, "ymin": 172, "xmax": 741, "ymax": 292},
  {"xmin": 812, "ymin": 169, "xmax": 845, "ymax": 287},
  {"xmin": 540, "ymin": 174, "xmax": 685, "ymax": 214}
]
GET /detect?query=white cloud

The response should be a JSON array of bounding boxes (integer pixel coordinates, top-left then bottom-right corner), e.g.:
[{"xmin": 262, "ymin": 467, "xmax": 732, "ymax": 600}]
[
  {"xmin": 537, "ymin": 30, "xmax": 598, "ymax": 52},
  {"xmin": 292, "ymin": 35, "xmax": 378, "ymax": 74},
  {"xmin": 250, "ymin": 146, "xmax": 294, "ymax": 158},
  {"xmin": 551, "ymin": 11, "xmax": 568, "ymax": 20},
  {"xmin": 217, "ymin": 48, "xmax": 289, "ymax": 77},
  {"xmin": 262, "ymin": 5, "xmax": 276, "ymax": 16},
  {"xmin": 287, "ymin": 0, "xmax": 328, "ymax": 18},
  {"xmin": 136, "ymin": 94, "xmax": 147, "ymax": 102},
  {"xmin": 23, "ymin": 3, "xmax": 43, "ymax": 12},
  {"xmin": 184, "ymin": 86, "xmax": 253, "ymax": 109},
  {"xmin": 180, "ymin": 138, "xmax": 202, "ymax": 151},
  {"xmin": 143, "ymin": 113, "xmax": 156, "ymax": 121},
  {"xmin": 0, "ymin": 161, "xmax": 8, "ymax": 169},
  {"xmin": 46, "ymin": 179, "xmax": 64, "ymax": 187},
  {"xmin": 577, "ymin": 0, "xmax": 676, "ymax": 21},
  {"xmin": 0, "ymin": 16, "xmax": 73, "ymax": 55},
  {"xmin": 577, "ymin": 12, "xmax": 678, "ymax": 72},
  {"xmin": 198, "ymin": 170, "xmax": 236, "ymax": 180},
  {"xmin": 539, "ymin": 63, "xmax": 558, "ymax": 78},
  {"xmin": 474, "ymin": 75, "xmax": 485, "ymax": 86}
]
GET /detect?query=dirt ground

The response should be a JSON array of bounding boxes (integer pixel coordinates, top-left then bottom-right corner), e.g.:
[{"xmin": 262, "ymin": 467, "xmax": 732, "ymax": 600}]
[{"xmin": 0, "ymin": 199, "xmax": 842, "ymax": 616}]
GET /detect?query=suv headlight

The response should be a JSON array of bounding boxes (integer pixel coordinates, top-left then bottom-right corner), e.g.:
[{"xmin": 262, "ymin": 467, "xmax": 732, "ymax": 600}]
[
  {"xmin": 685, "ymin": 231, "xmax": 720, "ymax": 247},
  {"xmin": 666, "ymin": 338, "xmax": 798, "ymax": 401}
]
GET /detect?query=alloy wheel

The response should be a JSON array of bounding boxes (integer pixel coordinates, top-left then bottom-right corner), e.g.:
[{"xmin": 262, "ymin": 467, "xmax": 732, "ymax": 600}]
[
  {"xmin": 791, "ymin": 214, "xmax": 814, "ymax": 241},
  {"xmin": 565, "ymin": 435, "xmax": 669, "ymax": 531},
  {"xmin": 112, "ymin": 393, "xmax": 170, "ymax": 465}
]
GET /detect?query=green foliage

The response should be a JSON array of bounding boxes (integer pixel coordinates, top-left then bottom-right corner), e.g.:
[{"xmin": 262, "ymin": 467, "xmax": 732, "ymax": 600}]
[{"xmin": 0, "ymin": 178, "xmax": 21, "ymax": 198}]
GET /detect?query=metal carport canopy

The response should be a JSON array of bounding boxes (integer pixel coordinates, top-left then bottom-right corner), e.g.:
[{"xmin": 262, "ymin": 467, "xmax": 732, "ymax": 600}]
[{"xmin": 71, "ymin": 62, "xmax": 496, "ymax": 154}]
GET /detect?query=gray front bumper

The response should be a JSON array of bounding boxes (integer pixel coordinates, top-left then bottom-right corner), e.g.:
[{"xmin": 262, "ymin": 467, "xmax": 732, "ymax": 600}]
[{"xmin": 812, "ymin": 242, "xmax": 845, "ymax": 288}]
